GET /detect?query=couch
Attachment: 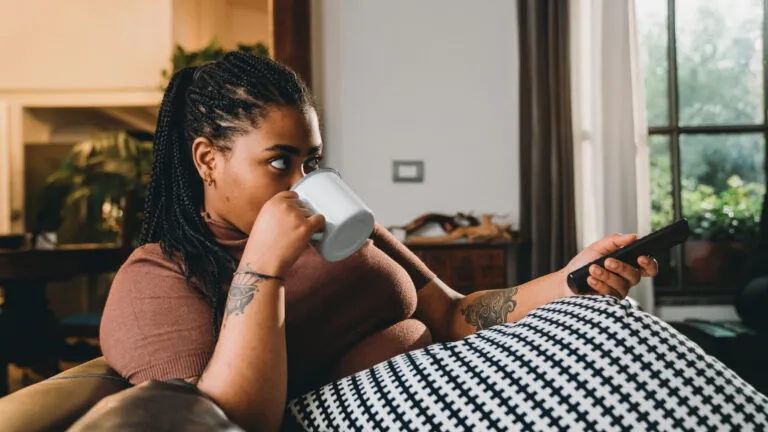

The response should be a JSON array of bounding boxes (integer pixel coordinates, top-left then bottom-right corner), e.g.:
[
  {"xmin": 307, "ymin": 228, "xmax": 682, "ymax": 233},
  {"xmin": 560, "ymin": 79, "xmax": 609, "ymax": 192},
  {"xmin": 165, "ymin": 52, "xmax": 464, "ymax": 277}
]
[
  {"xmin": 0, "ymin": 357, "xmax": 241, "ymax": 431},
  {"xmin": 1, "ymin": 317, "xmax": 765, "ymax": 431}
]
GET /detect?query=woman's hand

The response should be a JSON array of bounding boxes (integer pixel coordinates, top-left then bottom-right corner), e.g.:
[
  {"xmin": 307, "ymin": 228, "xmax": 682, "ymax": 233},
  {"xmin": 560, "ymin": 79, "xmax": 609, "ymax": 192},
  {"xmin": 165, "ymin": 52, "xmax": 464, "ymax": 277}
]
[
  {"xmin": 563, "ymin": 234, "xmax": 659, "ymax": 299},
  {"xmin": 242, "ymin": 191, "xmax": 325, "ymax": 277}
]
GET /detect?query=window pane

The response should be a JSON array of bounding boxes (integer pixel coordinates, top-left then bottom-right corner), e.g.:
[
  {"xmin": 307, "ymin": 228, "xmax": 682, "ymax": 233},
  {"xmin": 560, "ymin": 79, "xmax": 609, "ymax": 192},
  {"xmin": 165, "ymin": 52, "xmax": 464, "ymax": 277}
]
[
  {"xmin": 649, "ymin": 134, "xmax": 679, "ymax": 289},
  {"xmin": 680, "ymin": 133, "xmax": 766, "ymax": 289},
  {"xmin": 680, "ymin": 133, "xmax": 765, "ymax": 205},
  {"xmin": 650, "ymin": 135, "xmax": 674, "ymax": 230},
  {"xmin": 676, "ymin": 0, "xmax": 764, "ymax": 126},
  {"xmin": 636, "ymin": 0, "xmax": 669, "ymax": 127}
]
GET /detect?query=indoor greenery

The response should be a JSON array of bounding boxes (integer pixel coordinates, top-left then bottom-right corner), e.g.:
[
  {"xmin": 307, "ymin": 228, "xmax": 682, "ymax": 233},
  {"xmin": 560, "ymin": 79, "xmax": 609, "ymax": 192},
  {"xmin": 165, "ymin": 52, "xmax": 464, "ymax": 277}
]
[
  {"xmin": 162, "ymin": 38, "xmax": 269, "ymax": 83},
  {"xmin": 36, "ymin": 131, "xmax": 153, "ymax": 245},
  {"xmin": 34, "ymin": 41, "xmax": 271, "ymax": 245}
]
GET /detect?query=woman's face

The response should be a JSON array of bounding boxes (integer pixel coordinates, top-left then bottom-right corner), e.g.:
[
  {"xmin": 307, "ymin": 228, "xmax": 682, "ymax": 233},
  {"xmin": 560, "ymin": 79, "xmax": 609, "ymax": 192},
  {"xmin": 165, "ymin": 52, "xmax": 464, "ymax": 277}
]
[{"xmin": 195, "ymin": 106, "xmax": 323, "ymax": 234}]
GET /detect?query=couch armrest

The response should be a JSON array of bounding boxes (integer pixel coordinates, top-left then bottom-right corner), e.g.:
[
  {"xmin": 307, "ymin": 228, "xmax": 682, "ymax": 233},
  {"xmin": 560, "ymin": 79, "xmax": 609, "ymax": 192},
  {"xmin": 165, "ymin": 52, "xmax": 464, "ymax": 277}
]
[
  {"xmin": 0, "ymin": 357, "xmax": 129, "ymax": 432},
  {"xmin": 69, "ymin": 379, "xmax": 244, "ymax": 431}
]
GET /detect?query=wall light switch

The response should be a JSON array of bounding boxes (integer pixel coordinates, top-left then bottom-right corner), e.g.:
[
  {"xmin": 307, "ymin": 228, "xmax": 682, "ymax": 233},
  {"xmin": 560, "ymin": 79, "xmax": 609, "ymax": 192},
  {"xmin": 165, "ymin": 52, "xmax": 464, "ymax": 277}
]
[{"xmin": 393, "ymin": 160, "xmax": 424, "ymax": 183}]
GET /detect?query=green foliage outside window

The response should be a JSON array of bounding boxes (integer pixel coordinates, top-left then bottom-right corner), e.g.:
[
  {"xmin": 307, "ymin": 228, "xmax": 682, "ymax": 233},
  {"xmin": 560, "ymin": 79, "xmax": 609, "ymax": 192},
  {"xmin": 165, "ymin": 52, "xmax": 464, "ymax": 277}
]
[{"xmin": 639, "ymin": 0, "xmax": 766, "ymax": 243}]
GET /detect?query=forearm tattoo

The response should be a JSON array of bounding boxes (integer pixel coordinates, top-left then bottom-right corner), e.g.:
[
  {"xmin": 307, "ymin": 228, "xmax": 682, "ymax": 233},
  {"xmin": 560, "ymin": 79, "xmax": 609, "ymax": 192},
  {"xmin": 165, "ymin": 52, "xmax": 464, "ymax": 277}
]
[
  {"xmin": 225, "ymin": 263, "xmax": 262, "ymax": 317},
  {"xmin": 460, "ymin": 287, "xmax": 519, "ymax": 332}
]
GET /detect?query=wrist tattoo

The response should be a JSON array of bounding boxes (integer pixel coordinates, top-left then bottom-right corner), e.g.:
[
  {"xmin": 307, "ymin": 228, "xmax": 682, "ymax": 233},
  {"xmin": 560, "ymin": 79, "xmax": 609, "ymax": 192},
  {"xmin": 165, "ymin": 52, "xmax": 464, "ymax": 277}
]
[
  {"xmin": 225, "ymin": 263, "xmax": 262, "ymax": 317},
  {"xmin": 460, "ymin": 286, "xmax": 519, "ymax": 332}
]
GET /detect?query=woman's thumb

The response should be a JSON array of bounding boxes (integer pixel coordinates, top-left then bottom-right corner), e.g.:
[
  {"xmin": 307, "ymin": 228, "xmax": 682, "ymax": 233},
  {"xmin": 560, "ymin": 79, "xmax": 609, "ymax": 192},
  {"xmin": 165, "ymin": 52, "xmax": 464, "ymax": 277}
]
[{"xmin": 591, "ymin": 233, "xmax": 638, "ymax": 255}]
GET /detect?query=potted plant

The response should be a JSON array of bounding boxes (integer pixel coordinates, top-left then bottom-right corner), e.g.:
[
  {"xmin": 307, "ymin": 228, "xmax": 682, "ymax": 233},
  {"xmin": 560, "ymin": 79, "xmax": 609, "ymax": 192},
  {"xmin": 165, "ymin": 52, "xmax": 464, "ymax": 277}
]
[
  {"xmin": 35, "ymin": 131, "xmax": 153, "ymax": 247},
  {"xmin": 682, "ymin": 175, "xmax": 765, "ymax": 286},
  {"xmin": 162, "ymin": 38, "xmax": 269, "ymax": 86}
]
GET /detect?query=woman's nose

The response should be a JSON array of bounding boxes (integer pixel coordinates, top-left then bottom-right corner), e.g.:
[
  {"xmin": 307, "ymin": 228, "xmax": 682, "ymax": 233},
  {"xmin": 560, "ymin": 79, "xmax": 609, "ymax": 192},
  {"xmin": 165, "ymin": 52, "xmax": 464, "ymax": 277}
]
[{"xmin": 289, "ymin": 168, "xmax": 305, "ymax": 189}]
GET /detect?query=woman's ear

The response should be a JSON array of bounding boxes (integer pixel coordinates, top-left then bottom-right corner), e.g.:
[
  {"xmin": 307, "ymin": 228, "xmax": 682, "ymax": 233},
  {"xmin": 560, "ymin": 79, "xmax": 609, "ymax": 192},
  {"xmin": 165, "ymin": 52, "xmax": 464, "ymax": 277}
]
[{"xmin": 191, "ymin": 137, "xmax": 217, "ymax": 185}]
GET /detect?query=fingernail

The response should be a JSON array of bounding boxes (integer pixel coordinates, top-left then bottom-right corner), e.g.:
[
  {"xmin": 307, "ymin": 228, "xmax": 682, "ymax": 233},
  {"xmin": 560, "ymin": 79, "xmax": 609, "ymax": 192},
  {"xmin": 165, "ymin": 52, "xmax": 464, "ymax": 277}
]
[
  {"xmin": 590, "ymin": 265, "xmax": 603, "ymax": 275},
  {"xmin": 639, "ymin": 256, "xmax": 647, "ymax": 264},
  {"xmin": 588, "ymin": 276, "xmax": 597, "ymax": 286},
  {"xmin": 606, "ymin": 259, "xmax": 618, "ymax": 269}
]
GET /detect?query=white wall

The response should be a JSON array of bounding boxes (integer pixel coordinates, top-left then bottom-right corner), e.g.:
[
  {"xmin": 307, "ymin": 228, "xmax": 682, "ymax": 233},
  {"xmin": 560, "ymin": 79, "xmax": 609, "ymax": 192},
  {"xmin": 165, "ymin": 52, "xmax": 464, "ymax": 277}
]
[{"xmin": 312, "ymin": 0, "xmax": 520, "ymax": 228}]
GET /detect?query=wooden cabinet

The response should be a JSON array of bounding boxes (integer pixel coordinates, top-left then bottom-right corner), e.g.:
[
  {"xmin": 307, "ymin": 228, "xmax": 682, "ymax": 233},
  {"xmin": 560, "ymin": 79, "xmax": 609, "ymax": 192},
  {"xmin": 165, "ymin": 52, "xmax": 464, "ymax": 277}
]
[{"xmin": 407, "ymin": 242, "xmax": 517, "ymax": 295}]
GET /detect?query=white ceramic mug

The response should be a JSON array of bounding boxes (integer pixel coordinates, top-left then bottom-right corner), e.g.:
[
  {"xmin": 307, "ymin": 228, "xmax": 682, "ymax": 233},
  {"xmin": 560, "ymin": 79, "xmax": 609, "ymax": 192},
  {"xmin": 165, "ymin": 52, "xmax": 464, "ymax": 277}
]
[{"xmin": 291, "ymin": 168, "xmax": 375, "ymax": 262}]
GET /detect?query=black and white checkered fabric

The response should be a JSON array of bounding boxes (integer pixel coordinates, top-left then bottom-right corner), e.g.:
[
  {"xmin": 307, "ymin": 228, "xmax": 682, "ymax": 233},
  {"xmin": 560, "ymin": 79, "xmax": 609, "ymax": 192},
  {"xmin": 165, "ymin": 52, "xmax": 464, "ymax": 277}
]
[{"xmin": 289, "ymin": 296, "xmax": 768, "ymax": 431}]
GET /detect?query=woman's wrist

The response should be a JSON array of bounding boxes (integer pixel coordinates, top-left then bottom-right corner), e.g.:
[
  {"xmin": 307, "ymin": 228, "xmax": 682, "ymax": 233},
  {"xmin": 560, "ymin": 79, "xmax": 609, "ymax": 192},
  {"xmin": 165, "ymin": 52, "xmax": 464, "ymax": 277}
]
[
  {"xmin": 239, "ymin": 245, "xmax": 290, "ymax": 278},
  {"xmin": 234, "ymin": 267, "xmax": 284, "ymax": 282},
  {"xmin": 236, "ymin": 259, "xmax": 286, "ymax": 280},
  {"xmin": 556, "ymin": 268, "xmax": 577, "ymax": 299}
]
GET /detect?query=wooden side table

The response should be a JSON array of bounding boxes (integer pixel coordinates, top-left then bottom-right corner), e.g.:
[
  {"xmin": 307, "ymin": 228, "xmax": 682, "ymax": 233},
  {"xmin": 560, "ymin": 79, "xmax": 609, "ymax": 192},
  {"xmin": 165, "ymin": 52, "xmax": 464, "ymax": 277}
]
[{"xmin": 406, "ymin": 241, "xmax": 520, "ymax": 295}]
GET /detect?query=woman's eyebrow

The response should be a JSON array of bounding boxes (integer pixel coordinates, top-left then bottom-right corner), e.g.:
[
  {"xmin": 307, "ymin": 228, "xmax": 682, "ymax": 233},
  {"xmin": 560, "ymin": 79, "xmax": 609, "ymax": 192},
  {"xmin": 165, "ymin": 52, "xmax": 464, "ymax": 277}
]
[
  {"xmin": 263, "ymin": 144, "xmax": 323, "ymax": 156},
  {"xmin": 263, "ymin": 144, "xmax": 301, "ymax": 156}
]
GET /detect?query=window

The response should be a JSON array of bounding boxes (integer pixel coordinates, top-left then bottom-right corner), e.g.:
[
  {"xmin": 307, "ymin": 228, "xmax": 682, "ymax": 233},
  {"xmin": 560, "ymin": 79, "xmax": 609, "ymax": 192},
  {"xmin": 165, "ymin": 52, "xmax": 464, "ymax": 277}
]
[{"xmin": 637, "ymin": 0, "xmax": 767, "ymax": 302}]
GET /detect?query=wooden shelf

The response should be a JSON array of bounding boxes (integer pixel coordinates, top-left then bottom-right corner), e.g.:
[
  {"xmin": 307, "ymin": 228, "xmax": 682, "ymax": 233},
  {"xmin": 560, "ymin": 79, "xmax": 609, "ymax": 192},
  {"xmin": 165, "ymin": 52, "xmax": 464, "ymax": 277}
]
[{"xmin": 407, "ymin": 242, "xmax": 518, "ymax": 295}]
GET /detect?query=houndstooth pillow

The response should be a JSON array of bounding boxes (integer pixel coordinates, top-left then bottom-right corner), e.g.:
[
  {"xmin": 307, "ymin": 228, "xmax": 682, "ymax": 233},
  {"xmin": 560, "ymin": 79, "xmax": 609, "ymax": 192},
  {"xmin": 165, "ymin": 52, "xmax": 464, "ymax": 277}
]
[{"xmin": 289, "ymin": 296, "xmax": 768, "ymax": 431}]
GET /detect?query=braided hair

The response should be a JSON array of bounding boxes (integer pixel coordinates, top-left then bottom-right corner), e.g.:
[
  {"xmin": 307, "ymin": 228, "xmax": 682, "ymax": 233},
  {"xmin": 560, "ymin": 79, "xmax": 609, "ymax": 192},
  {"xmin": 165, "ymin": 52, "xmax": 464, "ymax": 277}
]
[{"xmin": 140, "ymin": 52, "xmax": 314, "ymax": 336}]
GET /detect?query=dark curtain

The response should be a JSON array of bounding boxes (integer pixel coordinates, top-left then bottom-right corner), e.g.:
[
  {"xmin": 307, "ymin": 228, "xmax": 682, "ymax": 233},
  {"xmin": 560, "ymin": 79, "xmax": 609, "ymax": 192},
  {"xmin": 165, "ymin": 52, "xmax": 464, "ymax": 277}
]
[
  {"xmin": 517, "ymin": 0, "xmax": 578, "ymax": 281},
  {"xmin": 733, "ymin": 164, "xmax": 768, "ymax": 331},
  {"xmin": 739, "ymin": 164, "xmax": 768, "ymax": 282},
  {"xmin": 759, "ymin": 185, "xmax": 768, "ymax": 250}
]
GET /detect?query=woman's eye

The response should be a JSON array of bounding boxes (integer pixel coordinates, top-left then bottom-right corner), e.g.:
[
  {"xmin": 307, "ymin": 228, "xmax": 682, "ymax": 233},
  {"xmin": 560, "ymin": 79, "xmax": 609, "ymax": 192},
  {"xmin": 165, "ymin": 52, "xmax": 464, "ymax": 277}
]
[
  {"xmin": 301, "ymin": 156, "xmax": 322, "ymax": 175},
  {"xmin": 307, "ymin": 157, "xmax": 320, "ymax": 171},
  {"xmin": 270, "ymin": 157, "xmax": 290, "ymax": 170}
]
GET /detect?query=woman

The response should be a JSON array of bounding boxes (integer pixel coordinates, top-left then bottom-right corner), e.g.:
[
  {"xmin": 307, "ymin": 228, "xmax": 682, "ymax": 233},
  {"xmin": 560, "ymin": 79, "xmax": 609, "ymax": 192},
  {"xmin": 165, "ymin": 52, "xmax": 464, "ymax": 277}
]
[{"xmin": 100, "ymin": 52, "xmax": 658, "ymax": 431}]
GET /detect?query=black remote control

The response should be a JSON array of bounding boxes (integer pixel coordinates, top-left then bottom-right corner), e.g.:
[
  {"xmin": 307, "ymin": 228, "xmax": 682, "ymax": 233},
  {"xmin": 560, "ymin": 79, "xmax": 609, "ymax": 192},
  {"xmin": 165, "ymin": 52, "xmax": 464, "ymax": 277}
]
[{"xmin": 567, "ymin": 219, "xmax": 690, "ymax": 294}]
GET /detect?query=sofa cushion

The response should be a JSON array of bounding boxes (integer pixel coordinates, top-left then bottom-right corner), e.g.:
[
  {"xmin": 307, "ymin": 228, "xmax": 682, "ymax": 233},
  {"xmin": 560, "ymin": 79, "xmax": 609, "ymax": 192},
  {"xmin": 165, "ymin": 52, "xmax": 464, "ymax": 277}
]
[
  {"xmin": 69, "ymin": 379, "xmax": 243, "ymax": 431},
  {"xmin": 289, "ymin": 296, "xmax": 768, "ymax": 431},
  {"xmin": 0, "ymin": 357, "xmax": 129, "ymax": 432}
]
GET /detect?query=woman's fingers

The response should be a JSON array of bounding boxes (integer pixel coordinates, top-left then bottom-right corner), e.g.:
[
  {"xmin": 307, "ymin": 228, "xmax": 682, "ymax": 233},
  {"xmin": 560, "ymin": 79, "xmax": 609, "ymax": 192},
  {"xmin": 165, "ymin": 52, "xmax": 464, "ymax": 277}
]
[
  {"xmin": 589, "ymin": 265, "xmax": 639, "ymax": 298},
  {"xmin": 587, "ymin": 271, "xmax": 626, "ymax": 299},
  {"xmin": 638, "ymin": 256, "xmax": 659, "ymax": 277},
  {"xmin": 604, "ymin": 258, "xmax": 641, "ymax": 286},
  {"xmin": 306, "ymin": 213, "xmax": 326, "ymax": 233},
  {"xmin": 293, "ymin": 200, "xmax": 315, "ymax": 217},
  {"xmin": 586, "ymin": 256, "xmax": 656, "ymax": 299},
  {"xmin": 291, "ymin": 199, "xmax": 324, "ymax": 232}
]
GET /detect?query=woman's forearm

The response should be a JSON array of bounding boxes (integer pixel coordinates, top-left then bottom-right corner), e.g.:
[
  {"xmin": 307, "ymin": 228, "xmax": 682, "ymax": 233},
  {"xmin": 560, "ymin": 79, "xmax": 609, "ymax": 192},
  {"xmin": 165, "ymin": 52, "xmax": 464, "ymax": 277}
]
[
  {"xmin": 447, "ymin": 269, "xmax": 571, "ymax": 340},
  {"xmin": 196, "ymin": 260, "xmax": 287, "ymax": 432}
]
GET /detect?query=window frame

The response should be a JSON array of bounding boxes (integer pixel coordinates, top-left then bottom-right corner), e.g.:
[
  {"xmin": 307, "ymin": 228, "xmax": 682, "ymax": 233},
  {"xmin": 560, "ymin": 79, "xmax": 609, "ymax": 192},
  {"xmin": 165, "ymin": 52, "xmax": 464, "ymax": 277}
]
[{"xmin": 649, "ymin": 0, "xmax": 768, "ymax": 304}]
